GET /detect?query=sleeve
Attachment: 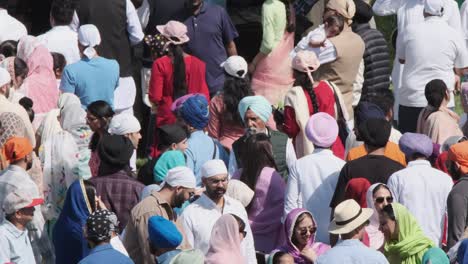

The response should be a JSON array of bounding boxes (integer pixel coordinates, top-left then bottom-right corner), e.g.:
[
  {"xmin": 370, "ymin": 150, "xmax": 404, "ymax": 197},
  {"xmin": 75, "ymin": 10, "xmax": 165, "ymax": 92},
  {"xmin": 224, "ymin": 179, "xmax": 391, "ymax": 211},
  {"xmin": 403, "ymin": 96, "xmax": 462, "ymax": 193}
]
[
  {"xmin": 259, "ymin": 4, "xmax": 276, "ymax": 54},
  {"xmin": 282, "ymin": 105, "xmax": 300, "ymax": 139},
  {"xmin": 228, "ymin": 150, "xmax": 238, "ymax": 177},
  {"xmin": 70, "ymin": 11, "xmax": 80, "ymax": 32},
  {"xmin": 59, "ymin": 67, "xmax": 76, "ymax": 93},
  {"xmin": 372, "ymin": 0, "xmax": 401, "ymax": 16},
  {"xmin": 207, "ymin": 98, "xmax": 222, "ymax": 139},
  {"xmin": 396, "ymin": 28, "xmax": 409, "ymax": 61},
  {"xmin": 386, "ymin": 174, "xmax": 400, "ymax": 202},
  {"xmin": 185, "ymin": 148, "xmax": 196, "ymax": 173},
  {"xmin": 352, "ymin": 59, "xmax": 364, "ymax": 107},
  {"xmin": 220, "ymin": 7, "xmax": 239, "ymax": 45},
  {"xmin": 0, "ymin": 234, "xmax": 10, "ymax": 263},
  {"xmin": 284, "ymin": 162, "xmax": 301, "ymax": 217},
  {"xmin": 329, "ymin": 166, "xmax": 348, "ymax": 208},
  {"xmin": 285, "ymin": 139, "xmax": 297, "ymax": 170},
  {"xmin": 148, "ymin": 60, "xmax": 164, "ymax": 104},
  {"xmin": 447, "ymin": 190, "xmax": 468, "ymax": 248},
  {"xmin": 446, "ymin": 0, "xmax": 463, "ymax": 37},
  {"xmin": 461, "ymin": 1, "xmax": 468, "ymax": 40},
  {"xmin": 454, "ymin": 34, "xmax": 468, "ymax": 69},
  {"xmin": 126, "ymin": 0, "xmax": 144, "ymax": 45},
  {"xmin": 180, "ymin": 212, "xmax": 195, "ymax": 247},
  {"xmin": 136, "ymin": 0, "xmax": 150, "ymax": 29},
  {"xmin": 137, "ymin": 211, "xmax": 160, "ymax": 261}
]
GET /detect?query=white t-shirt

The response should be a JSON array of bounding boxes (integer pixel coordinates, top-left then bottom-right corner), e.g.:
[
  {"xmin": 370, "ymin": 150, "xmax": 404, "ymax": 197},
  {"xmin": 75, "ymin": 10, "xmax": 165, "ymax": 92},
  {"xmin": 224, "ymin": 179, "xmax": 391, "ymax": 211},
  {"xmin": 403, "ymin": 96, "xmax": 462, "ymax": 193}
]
[
  {"xmin": 398, "ymin": 17, "xmax": 468, "ymax": 107},
  {"xmin": 291, "ymin": 25, "xmax": 337, "ymax": 64},
  {"xmin": 0, "ymin": 9, "xmax": 27, "ymax": 43},
  {"xmin": 37, "ymin": 25, "xmax": 81, "ymax": 65}
]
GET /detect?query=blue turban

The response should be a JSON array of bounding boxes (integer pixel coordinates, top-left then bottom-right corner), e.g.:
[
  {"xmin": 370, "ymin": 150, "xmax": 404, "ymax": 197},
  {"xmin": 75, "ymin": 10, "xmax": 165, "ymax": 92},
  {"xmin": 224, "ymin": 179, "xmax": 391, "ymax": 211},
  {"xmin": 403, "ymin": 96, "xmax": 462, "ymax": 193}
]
[
  {"xmin": 238, "ymin": 96, "xmax": 272, "ymax": 123},
  {"xmin": 148, "ymin": 216, "xmax": 182, "ymax": 249},
  {"xmin": 354, "ymin": 101, "xmax": 385, "ymax": 126},
  {"xmin": 180, "ymin": 94, "xmax": 209, "ymax": 130},
  {"xmin": 399, "ymin": 133, "xmax": 433, "ymax": 158},
  {"xmin": 153, "ymin": 150, "xmax": 186, "ymax": 183}
]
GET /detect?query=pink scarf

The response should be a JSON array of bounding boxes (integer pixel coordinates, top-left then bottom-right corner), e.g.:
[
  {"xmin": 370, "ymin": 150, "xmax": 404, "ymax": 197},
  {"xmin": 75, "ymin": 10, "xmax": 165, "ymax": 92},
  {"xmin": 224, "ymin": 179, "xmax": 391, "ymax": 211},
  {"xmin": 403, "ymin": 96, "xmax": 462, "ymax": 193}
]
[{"xmin": 205, "ymin": 214, "xmax": 245, "ymax": 264}]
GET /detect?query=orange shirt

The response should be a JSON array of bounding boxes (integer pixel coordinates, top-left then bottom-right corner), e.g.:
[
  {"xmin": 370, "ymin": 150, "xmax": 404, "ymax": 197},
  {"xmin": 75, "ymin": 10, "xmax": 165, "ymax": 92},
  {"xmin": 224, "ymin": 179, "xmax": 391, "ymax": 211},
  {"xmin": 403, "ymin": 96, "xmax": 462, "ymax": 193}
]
[{"xmin": 346, "ymin": 141, "xmax": 407, "ymax": 166}]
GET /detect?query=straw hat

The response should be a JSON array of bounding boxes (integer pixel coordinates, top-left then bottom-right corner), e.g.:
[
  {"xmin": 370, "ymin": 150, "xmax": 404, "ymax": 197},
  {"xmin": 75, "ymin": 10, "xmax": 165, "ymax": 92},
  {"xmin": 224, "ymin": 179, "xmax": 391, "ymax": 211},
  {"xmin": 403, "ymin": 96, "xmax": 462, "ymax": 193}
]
[{"xmin": 329, "ymin": 199, "xmax": 373, "ymax": 234}]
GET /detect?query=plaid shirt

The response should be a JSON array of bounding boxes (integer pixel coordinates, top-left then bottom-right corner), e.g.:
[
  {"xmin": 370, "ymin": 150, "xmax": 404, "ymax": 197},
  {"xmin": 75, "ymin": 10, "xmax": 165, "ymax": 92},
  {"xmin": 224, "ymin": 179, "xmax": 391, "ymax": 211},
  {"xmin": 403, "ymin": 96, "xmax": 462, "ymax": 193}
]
[{"xmin": 90, "ymin": 171, "xmax": 144, "ymax": 231}]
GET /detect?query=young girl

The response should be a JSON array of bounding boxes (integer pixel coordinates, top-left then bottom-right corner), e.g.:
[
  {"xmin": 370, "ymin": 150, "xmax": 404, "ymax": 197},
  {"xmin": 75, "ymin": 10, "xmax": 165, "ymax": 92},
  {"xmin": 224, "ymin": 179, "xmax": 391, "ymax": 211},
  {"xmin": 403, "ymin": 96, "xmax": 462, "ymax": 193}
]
[{"xmin": 51, "ymin": 52, "xmax": 66, "ymax": 88}]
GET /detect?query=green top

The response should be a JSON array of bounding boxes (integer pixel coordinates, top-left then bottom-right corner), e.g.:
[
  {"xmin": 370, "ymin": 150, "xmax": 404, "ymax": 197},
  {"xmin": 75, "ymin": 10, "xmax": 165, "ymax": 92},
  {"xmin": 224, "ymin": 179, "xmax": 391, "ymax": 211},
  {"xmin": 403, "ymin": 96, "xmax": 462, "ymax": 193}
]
[{"xmin": 260, "ymin": 0, "xmax": 287, "ymax": 54}]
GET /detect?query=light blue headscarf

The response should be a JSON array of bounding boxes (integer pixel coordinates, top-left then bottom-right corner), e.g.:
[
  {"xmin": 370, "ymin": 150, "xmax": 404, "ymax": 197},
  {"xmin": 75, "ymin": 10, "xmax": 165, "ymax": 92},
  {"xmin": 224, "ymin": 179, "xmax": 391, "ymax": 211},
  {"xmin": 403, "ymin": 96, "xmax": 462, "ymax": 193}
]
[{"xmin": 238, "ymin": 96, "xmax": 272, "ymax": 123}]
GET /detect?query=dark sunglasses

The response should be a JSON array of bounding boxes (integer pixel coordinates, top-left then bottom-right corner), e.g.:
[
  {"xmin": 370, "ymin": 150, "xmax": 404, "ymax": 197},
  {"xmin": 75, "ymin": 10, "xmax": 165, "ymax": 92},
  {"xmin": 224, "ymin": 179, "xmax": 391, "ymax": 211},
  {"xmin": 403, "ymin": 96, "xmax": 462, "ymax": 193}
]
[
  {"xmin": 298, "ymin": 226, "xmax": 317, "ymax": 236},
  {"xmin": 375, "ymin": 196, "xmax": 393, "ymax": 204}
]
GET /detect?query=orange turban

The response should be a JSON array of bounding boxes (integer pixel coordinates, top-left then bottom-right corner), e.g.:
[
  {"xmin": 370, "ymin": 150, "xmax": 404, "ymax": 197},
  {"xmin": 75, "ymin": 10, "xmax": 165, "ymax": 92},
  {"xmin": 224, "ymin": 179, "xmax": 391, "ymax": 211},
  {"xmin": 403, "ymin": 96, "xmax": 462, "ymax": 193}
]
[
  {"xmin": 448, "ymin": 141, "xmax": 468, "ymax": 174},
  {"xmin": 2, "ymin": 137, "xmax": 33, "ymax": 162}
]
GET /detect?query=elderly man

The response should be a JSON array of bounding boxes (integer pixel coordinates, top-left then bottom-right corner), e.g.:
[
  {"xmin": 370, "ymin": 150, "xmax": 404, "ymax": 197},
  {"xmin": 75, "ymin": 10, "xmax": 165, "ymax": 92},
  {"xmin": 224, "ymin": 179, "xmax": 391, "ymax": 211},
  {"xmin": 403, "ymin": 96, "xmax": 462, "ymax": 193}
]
[
  {"xmin": 316, "ymin": 199, "xmax": 388, "ymax": 263},
  {"xmin": 388, "ymin": 133, "xmax": 453, "ymax": 246},
  {"xmin": 108, "ymin": 113, "xmax": 142, "ymax": 171},
  {"xmin": 284, "ymin": 113, "xmax": 345, "ymax": 244},
  {"xmin": 394, "ymin": 0, "xmax": 468, "ymax": 133},
  {"xmin": 230, "ymin": 95, "xmax": 296, "ymax": 179},
  {"xmin": 0, "ymin": 68, "xmax": 36, "ymax": 148},
  {"xmin": 180, "ymin": 160, "xmax": 257, "ymax": 263},
  {"xmin": 123, "ymin": 166, "xmax": 196, "ymax": 264},
  {"xmin": 447, "ymin": 141, "xmax": 468, "ymax": 249}
]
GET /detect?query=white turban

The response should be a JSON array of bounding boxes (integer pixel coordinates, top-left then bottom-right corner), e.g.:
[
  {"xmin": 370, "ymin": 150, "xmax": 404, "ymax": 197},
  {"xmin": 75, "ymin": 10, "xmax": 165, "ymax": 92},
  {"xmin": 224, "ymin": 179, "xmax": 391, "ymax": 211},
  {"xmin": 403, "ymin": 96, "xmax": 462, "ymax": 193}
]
[
  {"xmin": 201, "ymin": 160, "xmax": 228, "ymax": 178},
  {"xmin": 424, "ymin": 0, "xmax": 444, "ymax": 16},
  {"xmin": 108, "ymin": 114, "xmax": 141, "ymax": 135},
  {"xmin": 78, "ymin": 24, "xmax": 102, "ymax": 59},
  {"xmin": 0, "ymin": 68, "xmax": 11, "ymax": 87},
  {"xmin": 161, "ymin": 166, "xmax": 196, "ymax": 189}
]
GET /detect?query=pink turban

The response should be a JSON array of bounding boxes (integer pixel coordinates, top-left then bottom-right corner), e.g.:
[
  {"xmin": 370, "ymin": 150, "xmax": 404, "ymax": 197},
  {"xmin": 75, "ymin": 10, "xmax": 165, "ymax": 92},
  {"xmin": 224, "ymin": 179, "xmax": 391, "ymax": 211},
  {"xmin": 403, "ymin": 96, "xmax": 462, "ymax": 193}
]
[{"xmin": 305, "ymin": 112, "xmax": 338, "ymax": 148}]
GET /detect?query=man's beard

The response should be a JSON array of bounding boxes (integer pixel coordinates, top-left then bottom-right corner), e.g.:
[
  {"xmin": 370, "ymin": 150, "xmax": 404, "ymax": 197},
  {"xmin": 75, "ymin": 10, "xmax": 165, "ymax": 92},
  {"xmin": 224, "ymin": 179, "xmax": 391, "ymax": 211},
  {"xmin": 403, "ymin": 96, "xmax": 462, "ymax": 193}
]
[{"xmin": 205, "ymin": 186, "xmax": 226, "ymax": 200}]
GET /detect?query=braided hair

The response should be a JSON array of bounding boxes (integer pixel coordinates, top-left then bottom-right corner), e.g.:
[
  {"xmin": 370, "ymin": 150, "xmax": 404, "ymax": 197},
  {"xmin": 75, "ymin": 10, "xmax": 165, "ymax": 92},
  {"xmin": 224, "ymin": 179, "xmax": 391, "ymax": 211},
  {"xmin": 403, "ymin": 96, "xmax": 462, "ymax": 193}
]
[{"xmin": 293, "ymin": 70, "xmax": 319, "ymax": 113}]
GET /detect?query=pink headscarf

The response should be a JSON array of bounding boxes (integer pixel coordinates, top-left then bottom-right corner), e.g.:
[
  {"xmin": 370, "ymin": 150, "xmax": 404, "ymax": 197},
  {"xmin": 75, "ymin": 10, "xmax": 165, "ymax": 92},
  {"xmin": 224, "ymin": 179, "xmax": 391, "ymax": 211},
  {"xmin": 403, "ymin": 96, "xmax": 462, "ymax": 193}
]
[
  {"xmin": 17, "ymin": 36, "xmax": 59, "ymax": 121},
  {"xmin": 205, "ymin": 214, "xmax": 246, "ymax": 264},
  {"xmin": 292, "ymin": 50, "xmax": 321, "ymax": 85}
]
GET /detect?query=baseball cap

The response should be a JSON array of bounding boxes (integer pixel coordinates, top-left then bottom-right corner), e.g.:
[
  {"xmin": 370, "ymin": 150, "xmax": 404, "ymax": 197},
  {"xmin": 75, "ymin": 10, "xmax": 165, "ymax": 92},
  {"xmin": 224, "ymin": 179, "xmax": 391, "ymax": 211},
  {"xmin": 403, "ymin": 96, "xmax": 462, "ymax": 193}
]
[
  {"xmin": 220, "ymin": 56, "xmax": 248, "ymax": 78},
  {"xmin": 3, "ymin": 189, "xmax": 44, "ymax": 215}
]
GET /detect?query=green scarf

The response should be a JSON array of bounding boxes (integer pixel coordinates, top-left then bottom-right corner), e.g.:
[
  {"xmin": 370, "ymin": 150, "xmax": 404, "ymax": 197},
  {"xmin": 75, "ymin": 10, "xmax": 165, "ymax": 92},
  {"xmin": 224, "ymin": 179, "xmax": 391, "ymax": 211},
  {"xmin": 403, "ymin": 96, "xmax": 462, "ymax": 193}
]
[{"xmin": 384, "ymin": 203, "xmax": 434, "ymax": 264}]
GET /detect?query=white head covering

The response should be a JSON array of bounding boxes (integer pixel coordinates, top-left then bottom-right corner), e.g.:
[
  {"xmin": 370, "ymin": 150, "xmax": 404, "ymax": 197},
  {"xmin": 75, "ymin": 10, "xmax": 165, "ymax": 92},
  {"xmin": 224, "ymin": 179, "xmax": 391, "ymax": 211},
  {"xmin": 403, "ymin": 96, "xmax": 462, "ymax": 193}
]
[
  {"xmin": 365, "ymin": 183, "xmax": 391, "ymax": 250},
  {"xmin": 78, "ymin": 24, "xmax": 102, "ymax": 59},
  {"xmin": 108, "ymin": 114, "xmax": 141, "ymax": 135},
  {"xmin": 201, "ymin": 160, "xmax": 228, "ymax": 178},
  {"xmin": 17, "ymin": 35, "xmax": 41, "ymax": 61},
  {"xmin": 220, "ymin": 56, "xmax": 248, "ymax": 78},
  {"xmin": 58, "ymin": 93, "xmax": 87, "ymax": 131},
  {"xmin": 161, "ymin": 166, "xmax": 196, "ymax": 189},
  {"xmin": 226, "ymin": 180, "xmax": 254, "ymax": 207},
  {"xmin": 0, "ymin": 67, "xmax": 11, "ymax": 87},
  {"xmin": 424, "ymin": 0, "xmax": 444, "ymax": 16}
]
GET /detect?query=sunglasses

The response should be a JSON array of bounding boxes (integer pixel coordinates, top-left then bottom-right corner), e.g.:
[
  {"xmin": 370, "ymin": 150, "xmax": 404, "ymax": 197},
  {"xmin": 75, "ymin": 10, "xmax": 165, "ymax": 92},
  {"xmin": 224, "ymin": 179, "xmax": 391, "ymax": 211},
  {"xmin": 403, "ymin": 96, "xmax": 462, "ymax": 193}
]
[
  {"xmin": 375, "ymin": 196, "xmax": 393, "ymax": 204},
  {"xmin": 297, "ymin": 226, "xmax": 317, "ymax": 236}
]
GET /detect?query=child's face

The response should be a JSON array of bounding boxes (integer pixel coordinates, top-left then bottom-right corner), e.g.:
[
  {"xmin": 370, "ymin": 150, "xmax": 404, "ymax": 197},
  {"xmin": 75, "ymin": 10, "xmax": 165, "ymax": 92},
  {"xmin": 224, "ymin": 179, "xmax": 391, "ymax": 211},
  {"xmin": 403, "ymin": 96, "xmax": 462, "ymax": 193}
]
[{"xmin": 325, "ymin": 23, "xmax": 341, "ymax": 38}]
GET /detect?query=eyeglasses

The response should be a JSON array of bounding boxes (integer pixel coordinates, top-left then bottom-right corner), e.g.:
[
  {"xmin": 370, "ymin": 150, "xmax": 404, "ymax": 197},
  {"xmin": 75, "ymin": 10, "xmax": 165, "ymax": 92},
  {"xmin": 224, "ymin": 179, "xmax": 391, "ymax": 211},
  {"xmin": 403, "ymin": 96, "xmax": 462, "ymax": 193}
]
[
  {"xmin": 297, "ymin": 226, "xmax": 317, "ymax": 236},
  {"xmin": 375, "ymin": 196, "xmax": 393, "ymax": 204}
]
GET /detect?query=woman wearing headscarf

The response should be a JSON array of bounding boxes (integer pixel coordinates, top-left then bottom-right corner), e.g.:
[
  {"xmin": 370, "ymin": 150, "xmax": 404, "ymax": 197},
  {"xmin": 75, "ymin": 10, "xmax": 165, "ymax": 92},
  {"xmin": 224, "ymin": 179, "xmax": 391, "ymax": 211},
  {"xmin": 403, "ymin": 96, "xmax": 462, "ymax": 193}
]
[
  {"xmin": 249, "ymin": 0, "xmax": 295, "ymax": 105},
  {"xmin": 313, "ymin": 0, "xmax": 365, "ymax": 119},
  {"xmin": 380, "ymin": 203, "xmax": 434, "ymax": 264},
  {"xmin": 208, "ymin": 55, "xmax": 252, "ymax": 151},
  {"xmin": 0, "ymin": 56, "xmax": 29, "ymax": 103},
  {"xmin": 232, "ymin": 133, "xmax": 286, "ymax": 253},
  {"xmin": 276, "ymin": 209, "xmax": 330, "ymax": 264},
  {"xmin": 16, "ymin": 35, "xmax": 59, "ymax": 128},
  {"xmin": 148, "ymin": 20, "xmax": 210, "ymax": 158},
  {"xmin": 205, "ymin": 214, "xmax": 246, "ymax": 264},
  {"xmin": 366, "ymin": 183, "xmax": 393, "ymax": 250}
]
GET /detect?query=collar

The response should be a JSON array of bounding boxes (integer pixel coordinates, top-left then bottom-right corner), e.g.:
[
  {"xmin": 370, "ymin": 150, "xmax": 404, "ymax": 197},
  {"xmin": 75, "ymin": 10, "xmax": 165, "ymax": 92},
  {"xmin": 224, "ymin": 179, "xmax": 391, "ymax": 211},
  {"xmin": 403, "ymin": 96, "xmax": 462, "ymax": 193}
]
[
  {"xmin": 90, "ymin": 243, "xmax": 114, "ymax": 254},
  {"xmin": 51, "ymin": 25, "xmax": 73, "ymax": 31},
  {"xmin": 312, "ymin": 148, "xmax": 333, "ymax": 155},
  {"xmin": 7, "ymin": 164, "xmax": 27, "ymax": 172},
  {"xmin": 198, "ymin": 193, "xmax": 231, "ymax": 212},
  {"xmin": 199, "ymin": 2, "xmax": 208, "ymax": 15},
  {"xmin": 336, "ymin": 239, "xmax": 363, "ymax": 247},
  {"xmin": 2, "ymin": 220, "xmax": 27, "ymax": 239},
  {"xmin": 407, "ymin": 160, "xmax": 431, "ymax": 167},
  {"xmin": 158, "ymin": 249, "xmax": 182, "ymax": 263},
  {"xmin": 150, "ymin": 191, "xmax": 171, "ymax": 207},
  {"xmin": 425, "ymin": 16, "xmax": 443, "ymax": 22}
]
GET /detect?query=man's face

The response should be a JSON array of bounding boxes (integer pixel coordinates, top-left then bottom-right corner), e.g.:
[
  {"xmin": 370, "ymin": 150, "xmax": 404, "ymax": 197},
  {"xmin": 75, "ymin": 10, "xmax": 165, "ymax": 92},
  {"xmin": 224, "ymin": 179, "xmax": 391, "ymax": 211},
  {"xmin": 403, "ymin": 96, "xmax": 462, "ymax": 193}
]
[
  {"xmin": 127, "ymin": 131, "xmax": 142, "ymax": 149},
  {"xmin": 447, "ymin": 159, "xmax": 462, "ymax": 180},
  {"xmin": 173, "ymin": 187, "xmax": 194, "ymax": 208},
  {"xmin": 17, "ymin": 206, "xmax": 35, "ymax": 224},
  {"xmin": 203, "ymin": 174, "xmax": 228, "ymax": 200},
  {"xmin": 244, "ymin": 109, "xmax": 267, "ymax": 133}
]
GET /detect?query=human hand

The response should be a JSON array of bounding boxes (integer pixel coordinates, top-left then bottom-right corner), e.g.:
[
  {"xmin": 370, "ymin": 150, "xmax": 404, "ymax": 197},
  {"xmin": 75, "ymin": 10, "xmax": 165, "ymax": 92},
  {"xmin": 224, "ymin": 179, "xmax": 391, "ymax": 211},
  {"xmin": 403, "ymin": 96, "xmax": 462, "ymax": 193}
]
[
  {"xmin": 301, "ymin": 248, "xmax": 317, "ymax": 262},
  {"xmin": 96, "ymin": 196, "xmax": 107, "ymax": 210}
]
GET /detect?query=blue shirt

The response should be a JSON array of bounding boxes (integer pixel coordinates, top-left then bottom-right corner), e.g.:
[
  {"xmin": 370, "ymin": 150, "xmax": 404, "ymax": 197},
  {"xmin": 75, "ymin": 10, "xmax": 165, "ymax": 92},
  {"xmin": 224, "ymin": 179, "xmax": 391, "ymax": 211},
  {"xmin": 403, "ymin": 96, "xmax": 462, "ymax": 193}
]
[
  {"xmin": 316, "ymin": 239, "xmax": 389, "ymax": 264},
  {"xmin": 157, "ymin": 249, "xmax": 181, "ymax": 264},
  {"xmin": 184, "ymin": 3, "xmax": 238, "ymax": 94},
  {"xmin": 60, "ymin": 57, "xmax": 119, "ymax": 108},
  {"xmin": 0, "ymin": 220, "xmax": 35, "ymax": 264},
  {"xmin": 79, "ymin": 244, "xmax": 134, "ymax": 264},
  {"xmin": 185, "ymin": 130, "xmax": 228, "ymax": 185}
]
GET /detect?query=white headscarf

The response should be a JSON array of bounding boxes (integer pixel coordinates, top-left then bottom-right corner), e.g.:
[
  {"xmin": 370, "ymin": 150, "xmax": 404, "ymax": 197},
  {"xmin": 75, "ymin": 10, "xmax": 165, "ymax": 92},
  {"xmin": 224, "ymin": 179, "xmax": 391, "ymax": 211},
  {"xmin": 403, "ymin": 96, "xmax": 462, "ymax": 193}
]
[
  {"xmin": 17, "ymin": 35, "xmax": 41, "ymax": 61},
  {"xmin": 0, "ymin": 67, "xmax": 11, "ymax": 87},
  {"xmin": 58, "ymin": 93, "xmax": 87, "ymax": 131},
  {"xmin": 365, "ymin": 183, "xmax": 391, "ymax": 250},
  {"xmin": 108, "ymin": 114, "xmax": 141, "ymax": 135},
  {"xmin": 78, "ymin": 24, "xmax": 102, "ymax": 59}
]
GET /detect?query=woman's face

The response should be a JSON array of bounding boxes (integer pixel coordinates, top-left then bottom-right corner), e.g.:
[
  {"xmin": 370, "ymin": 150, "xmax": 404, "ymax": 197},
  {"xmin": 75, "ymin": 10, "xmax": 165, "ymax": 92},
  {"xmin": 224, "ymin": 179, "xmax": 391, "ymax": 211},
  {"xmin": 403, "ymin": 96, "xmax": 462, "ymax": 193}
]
[
  {"xmin": 86, "ymin": 112, "xmax": 108, "ymax": 132},
  {"xmin": 379, "ymin": 213, "xmax": 397, "ymax": 241},
  {"xmin": 373, "ymin": 187, "xmax": 393, "ymax": 213},
  {"xmin": 293, "ymin": 214, "xmax": 316, "ymax": 247}
]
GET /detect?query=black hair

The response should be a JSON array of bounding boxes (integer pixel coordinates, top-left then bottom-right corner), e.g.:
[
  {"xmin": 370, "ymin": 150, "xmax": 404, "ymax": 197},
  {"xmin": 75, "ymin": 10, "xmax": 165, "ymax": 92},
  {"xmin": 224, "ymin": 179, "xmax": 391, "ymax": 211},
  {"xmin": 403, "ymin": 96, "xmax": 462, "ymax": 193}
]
[
  {"xmin": 324, "ymin": 15, "xmax": 345, "ymax": 32},
  {"xmin": 382, "ymin": 204, "xmax": 396, "ymax": 221},
  {"xmin": 50, "ymin": 0, "xmax": 75, "ymax": 25},
  {"xmin": 272, "ymin": 252, "xmax": 290, "ymax": 264},
  {"xmin": 0, "ymin": 0, "xmax": 7, "ymax": 10},
  {"xmin": 83, "ymin": 180, "xmax": 97, "ymax": 212},
  {"xmin": 51, "ymin": 52, "xmax": 67, "ymax": 73},
  {"xmin": 0, "ymin": 40, "xmax": 18, "ymax": 57},
  {"xmin": 361, "ymin": 90, "xmax": 395, "ymax": 116},
  {"xmin": 222, "ymin": 75, "xmax": 253, "ymax": 125},
  {"xmin": 168, "ymin": 44, "xmax": 187, "ymax": 100},
  {"xmin": 87, "ymin": 101, "xmax": 115, "ymax": 151},
  {"xmin": 230, "ymin": 214, "xmax": 246, "ymax": 234},
  {"xmin": 280, "ymin": 0, "xmax": 295, "ymax": 33},
  {"xmin": 19, "ymin": 97, "xmax": 35, "ymax": 122},
  {"xmin": 372, "ymin": 183, "xmax": 391, "ymax": 196},
  {"xmin": 14, "ymin": 57, "xmax": 28, "ymax": 79},
  {"xmin": 293, "ymin": 70, "xmax": 319, "ymax": 113},
  {"xmin": 425, "ymin": 79, "xmax": 447, "ymax": 109}
]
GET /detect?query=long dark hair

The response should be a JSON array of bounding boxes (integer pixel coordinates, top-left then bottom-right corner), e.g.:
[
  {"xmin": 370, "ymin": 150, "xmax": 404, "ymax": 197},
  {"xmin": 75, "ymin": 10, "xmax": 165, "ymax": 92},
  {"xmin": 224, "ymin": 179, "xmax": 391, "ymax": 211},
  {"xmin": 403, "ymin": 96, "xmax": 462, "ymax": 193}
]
[
  {"xmin": 280, "ymin": 0, "xmax": 296, "ymax": 33},
  {"xmin": 14, "ymin": 57, "xmax": 28, "ymax": 79},
  {"xmin": 223, "ymin": 75, "xmax": 253, "ymax": 124},
  {"xmin": 83, "ymin": 180, "xmax": 97, "ymax": 212},
  {"xmin": 87, "ymin": 101, "xmax": 115, "ymax": 151},
  {"xmin": 240, "ymin": 133, "xmax": 277, "ymax": 191},
  {"xmin": 293, "ymin": 70, "xmax": 319, "ymax": 113},
  {"xmin": 169, "ymin": 44, "xmax": 187, "ymax": 99}
]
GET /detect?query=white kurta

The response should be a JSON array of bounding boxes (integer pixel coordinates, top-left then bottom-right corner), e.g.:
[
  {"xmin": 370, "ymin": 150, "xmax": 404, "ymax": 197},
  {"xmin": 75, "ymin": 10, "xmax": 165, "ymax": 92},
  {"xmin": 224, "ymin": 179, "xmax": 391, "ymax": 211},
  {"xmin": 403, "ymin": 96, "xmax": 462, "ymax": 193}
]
[
  {"xmin": 284, "ymin": 148, "xmax": 345, "ymax": 244},
  {"xmin": 37, "ymin": 25, "xmax": 81, "ymax": 65},
  {"xmin": 180, "ymin": 194, "xmax": 257, "ymax": 264},
  {"xmin": 0, "ymin": 9, "xmax": 27, "ymax": 43},
  {"xmin": 387, "ymin": 160, "xmax": 453, "ymax": 246}
]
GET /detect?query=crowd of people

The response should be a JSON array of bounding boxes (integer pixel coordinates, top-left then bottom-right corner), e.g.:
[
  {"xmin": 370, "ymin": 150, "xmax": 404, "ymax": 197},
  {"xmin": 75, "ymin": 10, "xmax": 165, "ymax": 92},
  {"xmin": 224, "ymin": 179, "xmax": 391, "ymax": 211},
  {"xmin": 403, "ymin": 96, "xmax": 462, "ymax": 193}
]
[{"xmin": 0, "ymin": 0, "xmax": 468, "ymax": 263}]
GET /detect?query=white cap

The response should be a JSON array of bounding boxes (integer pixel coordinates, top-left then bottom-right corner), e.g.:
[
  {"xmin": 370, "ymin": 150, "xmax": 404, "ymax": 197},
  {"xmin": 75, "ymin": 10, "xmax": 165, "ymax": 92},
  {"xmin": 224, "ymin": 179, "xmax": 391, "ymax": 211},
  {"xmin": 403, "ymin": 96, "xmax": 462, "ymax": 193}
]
[
  {"xmin": 201, "ymin": 160, "xmax": 227, "ymax": 178},
  {"xmin": 78, "ymin": 24, "xmax": 102, "ymax": 59},
  {"xmin": 161, "ymin": 166, "xmax": 196, "ymax": 189},
  {"xmin": 3, "ymin": 189, "xmax": 44, "ymax": 215},
  {"xmin": 108, "ymin": 114, "xmax": 141, "ymax": 135},
  {"xmin": 424, "ymin": 0, "xmax": 444, "ymax": 16},
  {"xmin": 0, "ymin": 67, "xmax": 11, "ymax": 87},
  {"xmin": 220, "ymin": 56, "xmax": 248, "ymax": 79}
]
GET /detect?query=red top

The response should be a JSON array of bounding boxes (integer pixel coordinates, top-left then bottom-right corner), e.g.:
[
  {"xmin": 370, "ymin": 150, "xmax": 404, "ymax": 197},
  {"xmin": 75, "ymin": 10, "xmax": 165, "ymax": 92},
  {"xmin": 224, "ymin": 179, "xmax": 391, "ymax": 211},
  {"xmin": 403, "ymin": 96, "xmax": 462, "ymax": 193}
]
[
  {"xmin": 148, "ymin": 55, "xmax": 210, "ymax": 127},
  {"xmin": 283, "ymin": 81, "xmax": 345, "ymax": 159}
]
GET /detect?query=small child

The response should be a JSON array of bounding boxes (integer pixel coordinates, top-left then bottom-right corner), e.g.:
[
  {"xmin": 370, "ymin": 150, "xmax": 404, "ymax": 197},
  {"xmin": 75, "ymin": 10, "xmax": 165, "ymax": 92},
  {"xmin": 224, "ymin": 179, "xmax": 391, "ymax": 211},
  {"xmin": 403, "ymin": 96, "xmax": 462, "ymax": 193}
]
[
  {"xmin": 291, "ymin": 15, "xmax": 345, "ymax": 64},
  {"xmin": 51, "ymin": 52, "xmax": 66, "ymax": 88}
]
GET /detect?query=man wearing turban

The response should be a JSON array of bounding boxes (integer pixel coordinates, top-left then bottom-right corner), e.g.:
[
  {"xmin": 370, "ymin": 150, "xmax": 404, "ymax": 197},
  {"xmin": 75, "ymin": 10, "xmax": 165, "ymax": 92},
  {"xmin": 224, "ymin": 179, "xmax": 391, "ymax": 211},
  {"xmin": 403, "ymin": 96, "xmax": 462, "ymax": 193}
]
[{"xmin": 230, "ymin": 95, "xmax": 296, "ymax": 180}]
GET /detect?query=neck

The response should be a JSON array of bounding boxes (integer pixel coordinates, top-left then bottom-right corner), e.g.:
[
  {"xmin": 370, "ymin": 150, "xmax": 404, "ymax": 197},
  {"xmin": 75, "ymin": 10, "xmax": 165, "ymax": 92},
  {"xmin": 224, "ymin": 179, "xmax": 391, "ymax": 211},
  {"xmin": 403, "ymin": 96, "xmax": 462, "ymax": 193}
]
[
  {"xmin": 206, "ymin": 193, "xmax": 225, "ymax": 208},
  {"xmin": 9, "ymin": 219, "xmax": 26, "ymax": 231},
  {"xmin": 11, "ymin": 161, "xmax": 27, "ymax": 170},
  {"xmin": 193, "ymin": 3, "xmax": 203, "ymax": 15},
  {"xmin": 366, "ymin": 146, "xmax": 385, "ymax": 155},
  {"xmin": 158, "ymin": 188, "xmax": 175, "ymax": 207}
]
